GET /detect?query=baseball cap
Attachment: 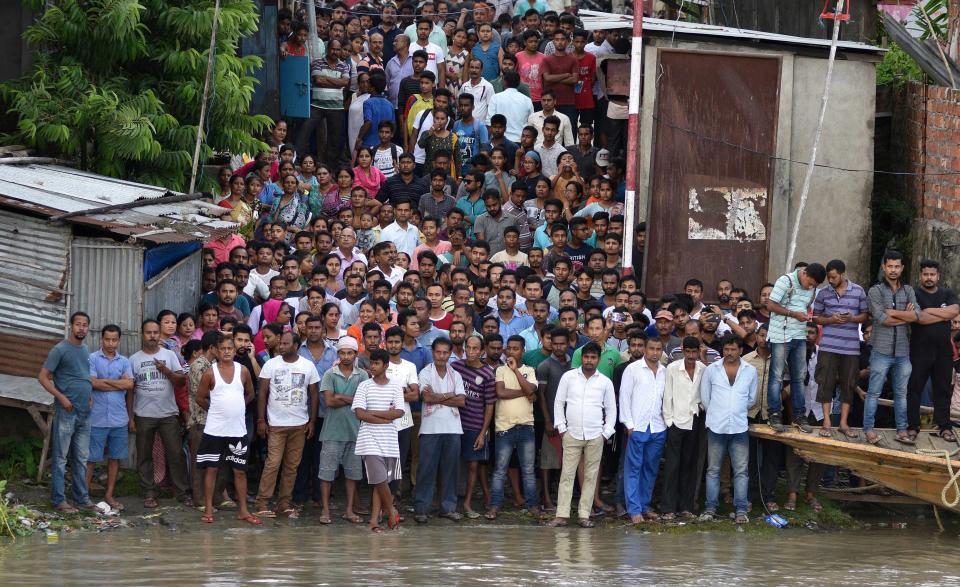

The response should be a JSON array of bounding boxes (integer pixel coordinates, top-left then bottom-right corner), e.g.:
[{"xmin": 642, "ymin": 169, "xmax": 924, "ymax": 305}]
[
  {"xmin": 655, "ymin": 310, "xmax": 674, "ymax": 321},
  {"xmin": 595, "ymin": 148, "xmax": 610, "ymax": 167}
]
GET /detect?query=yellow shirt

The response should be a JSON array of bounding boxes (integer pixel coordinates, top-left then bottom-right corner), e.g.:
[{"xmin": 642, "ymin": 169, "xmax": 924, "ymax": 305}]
[{"xmin": 494, "ymin": 365, "xmax": 538, "ymax": 432}]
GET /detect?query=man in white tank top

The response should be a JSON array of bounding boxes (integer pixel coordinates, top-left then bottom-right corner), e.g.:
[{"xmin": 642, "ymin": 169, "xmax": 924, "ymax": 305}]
[{"xmin": 195, "ymin": 335, "xmax": 259, "ymax": 525}]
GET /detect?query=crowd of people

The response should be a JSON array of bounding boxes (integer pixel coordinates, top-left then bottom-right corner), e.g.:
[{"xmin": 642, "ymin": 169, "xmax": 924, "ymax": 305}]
[{"xmin": 33, "ymin": 0, "xmax": 960, "ymax": 534}]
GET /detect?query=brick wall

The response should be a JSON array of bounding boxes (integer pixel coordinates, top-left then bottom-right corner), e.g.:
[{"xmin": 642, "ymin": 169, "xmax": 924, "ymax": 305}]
[{"xmin": 894, "ymin": 82, "xmax": 960, "ymax": 226}]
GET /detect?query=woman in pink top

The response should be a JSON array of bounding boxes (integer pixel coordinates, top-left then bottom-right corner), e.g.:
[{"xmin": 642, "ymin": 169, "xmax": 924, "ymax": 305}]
[{"xmin": 353, "ymin": 147, "xmax": 387, "ymax": 200}]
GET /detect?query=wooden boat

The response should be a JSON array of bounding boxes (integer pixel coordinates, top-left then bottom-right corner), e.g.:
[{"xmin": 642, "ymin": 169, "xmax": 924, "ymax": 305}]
[{"xmin": 750, "ymin": 424, "xmax": 960, "ymax": 514}]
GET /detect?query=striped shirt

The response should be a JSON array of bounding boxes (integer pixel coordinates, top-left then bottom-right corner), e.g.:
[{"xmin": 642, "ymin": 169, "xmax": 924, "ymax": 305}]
[
  {"xmin": 766, "ymin": 271, "xmax": 815, "ymax": 344},
  {"xmin": 352, "ymin": 378, "xmax": 405, "ymax": 457},
  {"xmin": 813, "ymin": 280, "xmax": 869, "ymax": 356},
  {"xmin": 452, "ymin": 361, "xmax": 497, "ymax": 432}
]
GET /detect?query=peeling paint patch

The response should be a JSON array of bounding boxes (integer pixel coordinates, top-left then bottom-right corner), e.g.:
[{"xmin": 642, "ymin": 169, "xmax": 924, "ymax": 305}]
[{"xmin": 687, "ymin": 187, "xmax": 768, "ymax": 242}]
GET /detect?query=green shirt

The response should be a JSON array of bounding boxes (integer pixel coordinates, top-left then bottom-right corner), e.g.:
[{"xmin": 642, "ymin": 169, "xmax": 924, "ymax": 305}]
[
  {"xmin": 523, "ymin": 348, "xmax": 551, "ymax": 369},
  {"xmin": 318, "ymin": 365, "xmax": 369, "ymax": 442},
  {"xmin": 571, "ymin": 344, "xmax": 622, "ymax": 380}
]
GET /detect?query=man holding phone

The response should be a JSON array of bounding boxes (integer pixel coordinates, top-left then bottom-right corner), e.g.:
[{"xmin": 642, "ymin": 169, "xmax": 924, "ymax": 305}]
[{"xmin": 812, "ymin": 259, "xmax": 869, "ymax": 438}]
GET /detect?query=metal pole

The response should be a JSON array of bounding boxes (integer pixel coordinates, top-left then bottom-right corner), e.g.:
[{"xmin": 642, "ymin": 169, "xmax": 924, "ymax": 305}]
[
  {"xmin": 188, "ymin": 0, "xmax": 222, "ymax": 196},
  {"xmin": 305, "ymin": 0, "xmax": 322, "ymax": 60},
  {"xmin": 622, "ymin": 2, "xmax": 644, "ymax": 274},
  {"xmin": 784, "ymin": 0, "xmax": 844, "ymax": 270}
]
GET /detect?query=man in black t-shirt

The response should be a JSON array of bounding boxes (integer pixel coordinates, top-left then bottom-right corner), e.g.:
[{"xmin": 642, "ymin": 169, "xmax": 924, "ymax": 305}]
[{"xmin": 908, "ymin": 259, "xmax": 960, "ymax": 440}]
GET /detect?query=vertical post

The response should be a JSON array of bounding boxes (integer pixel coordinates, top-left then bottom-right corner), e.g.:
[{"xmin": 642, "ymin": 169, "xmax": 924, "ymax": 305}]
[
  {"xmin": 305, "ymin": 0, "xmax": 322, "ymax": 61},
  {"xmin": 622, "ymin": 2, "xmax": 644, "ymax": 274},
  {"xmin": 188, "ymin": 0, "xmax": 222, "ymax": 196}
]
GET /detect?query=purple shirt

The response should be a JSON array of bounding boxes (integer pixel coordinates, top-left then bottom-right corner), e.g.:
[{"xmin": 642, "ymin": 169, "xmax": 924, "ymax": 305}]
[
  {"xmin": 813, "ymin": 280, "xmax": 869, "ymax": 356},
  {"xmin": 452, "ymin": 361, "xmax": 496, "ymax": 432}
]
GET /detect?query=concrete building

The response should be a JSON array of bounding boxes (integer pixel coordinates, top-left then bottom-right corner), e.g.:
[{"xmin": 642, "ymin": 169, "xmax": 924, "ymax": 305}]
[{"xmin": 582, "ymin": 13, "xmax": 883, "ymax": 296}]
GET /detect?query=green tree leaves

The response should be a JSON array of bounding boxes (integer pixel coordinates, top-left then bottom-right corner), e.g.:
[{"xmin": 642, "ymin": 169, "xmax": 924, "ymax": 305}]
[{"xmin": 3, "ymin": 0, "xmax": 270, "ymax": 191}]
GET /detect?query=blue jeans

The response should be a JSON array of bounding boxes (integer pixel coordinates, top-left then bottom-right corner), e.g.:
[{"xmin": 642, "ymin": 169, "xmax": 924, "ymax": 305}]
[
  {"xmin": 705, "ymin": 430, "xmax": 749, "ymax": 514},
  {"xmin": 863, "ymin": 351, "xmax": 911, "ymax": 433},
  {"xmin": 50, "ymin": 405, "xmax": 92, "ymax": 507},
  {"xmin": 623, "ymin": 426, "xmax": 666, "ymax": 515},
  {"xmin": 767, "ymin": 339, "xmax": 807, "ymax": 416},
  {"xmin": 414, "ymin": 433, "xmax": 461, "ymax": 515},
  {"xmin": 491, "ymin": 425, "xmax": 538, "ymax": 509}
]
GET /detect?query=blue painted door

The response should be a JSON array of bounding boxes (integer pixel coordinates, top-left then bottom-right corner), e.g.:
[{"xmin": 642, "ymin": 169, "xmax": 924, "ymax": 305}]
[{"xmin": 280, "ymin": 55, "xmax": 311, "ymax": 119}]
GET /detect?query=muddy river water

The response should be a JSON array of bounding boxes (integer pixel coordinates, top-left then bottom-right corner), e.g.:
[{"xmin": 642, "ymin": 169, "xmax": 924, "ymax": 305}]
[{"xmin": 2, "ymin": 523, "xmax": 958, "ymax": 585}]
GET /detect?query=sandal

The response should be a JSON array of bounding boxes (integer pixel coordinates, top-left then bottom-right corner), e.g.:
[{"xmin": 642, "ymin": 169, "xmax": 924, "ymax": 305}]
[
  {"xmin": 839, "ymin": 427, "xmax": 860, "ymax": 440},
  {"xmin": 318, "ymin": 514, "xmax": 332, "ymax": 525},
  {"xmin": 201, "ymin": 513, "xmax": 215, "ymax": 523},
  {"xmin": 818, "ymin": 427, "xmax": 832, "ymax": 438},
  {"xmin": 735, "ymin": 512, "xmax": 749, "ymax": 524},
  {"xmin": 484, "ymin": 509, "xmax": 498, "ymax": 520},
  {"xmin": 765, "ymin": 501, "xmax": 780, "ymax": 512},
  {"xmin": 237, "ymin": 513, "xmax": 263, "ymax": 526},
  {"xmin": 341, "ymin": 513, "xmax": 363, "ymax": 524},
  {"xmin": 806, "ymin": 497, "xmax": 823, "ymax": 512},
  {"xmin": 543, "ymin": 517, "xmax": 568, "ymax": 527},
  {"xmin": 894, "ymin": 433, "xmax": 916, "ymax": 445},
  {"xmin": 54, "ymin": 503, "xmax": 79, "ymax": 514},
  {"xmin": 938, "ymin": 428, "xmax": 958, "ymax": 442},
  {"xmin": 143, "ymin": 497, "xmax": 159, "ymax": 509},
  {"xmin": 464, "ymin": 509, "xmax": 481, "ymax": 519},
  {"xmin": 578, "ymin": 518, "xmax": 596, "ymax": 528},
  {"xmin": 105, "ymin": 498, "xmax": 125, "ymax": 512},
  {"xmin": 388, "ymin": 511, "xmax": 401, "ymax": 530},
  {"xmin": 643, "ymin": 511, "xmax": 660, "ymax": 522},
  {"xmin": 370, "ymin": 525, "xmax": 384, "ymax": 533},
  {"xmin": 660, "ymin": 512, "xmax": 676, "ymax": 521},
  {"xmin": 255, "ymin": 510, "xmax": 277, "ymax": 518},
  {"xmin": 218, "ymin": 499, "xmax": 238, "ymax": 511},
  {"xmin": 864, "ymin": 432, "xmax": 880, "ymax": 445},
  {"xmin": 783, "ymin": 497, "xmax": 797, "ymax": 511}
]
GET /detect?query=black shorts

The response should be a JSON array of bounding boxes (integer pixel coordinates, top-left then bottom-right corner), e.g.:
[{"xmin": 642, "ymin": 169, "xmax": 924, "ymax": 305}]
[
  {"xmin": 196, "ymin": 433, "xmax": 248, "ymax": 471},
  {"xmin": 814, "ymin": 351, "xmax": 860, "ymax": 404}
]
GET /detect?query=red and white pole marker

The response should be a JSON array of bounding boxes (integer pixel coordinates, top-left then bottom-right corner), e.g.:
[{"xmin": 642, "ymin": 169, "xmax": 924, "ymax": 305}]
[{"xmin": 622, "ymin": 1, "xmax": 643, "ymax": 277}]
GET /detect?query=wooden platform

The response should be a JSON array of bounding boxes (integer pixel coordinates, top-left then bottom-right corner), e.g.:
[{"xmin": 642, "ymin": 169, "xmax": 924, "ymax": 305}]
[
  {"xmin": 0, "ymin": 373, "xmax": 54, "ymax": 483},
  {"xmin": 750, "ymin": 424, "xmax": 960, "ymax": 514}
]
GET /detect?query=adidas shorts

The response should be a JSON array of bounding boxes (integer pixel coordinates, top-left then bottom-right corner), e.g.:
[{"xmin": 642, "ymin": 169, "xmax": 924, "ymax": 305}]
[{"xmin": 196, "ymin": 433, "xmax": 248, "ymax": 471}]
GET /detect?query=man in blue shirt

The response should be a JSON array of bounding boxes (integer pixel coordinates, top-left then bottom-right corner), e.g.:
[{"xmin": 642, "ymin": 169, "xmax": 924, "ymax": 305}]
[
  {"xmin": 453, "ymin": 93, "xmax": 490, "ymax": 177},
  {"xmin": 496, "ymin": 287, "xmax": 534, "ymax": 339},
  {"xmin": 699, "ymin": 334, "xmax": 758, "ymax": 524},
  {"xmin": 39, "ymin": 311, "xmax": 95, "ymax": 513},
  {"xmin": 356, "ymin": 71, "xmax": 396, "ymax": 151},
  {"xmin": 86, "ymin": 324, "xmax": 134, "ymax": 511}
]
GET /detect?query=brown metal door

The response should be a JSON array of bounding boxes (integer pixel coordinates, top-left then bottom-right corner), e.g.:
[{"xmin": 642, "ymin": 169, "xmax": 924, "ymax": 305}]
[{"xmin": 645, "ymin": 50, "xmax": 780, "ymax": 299}]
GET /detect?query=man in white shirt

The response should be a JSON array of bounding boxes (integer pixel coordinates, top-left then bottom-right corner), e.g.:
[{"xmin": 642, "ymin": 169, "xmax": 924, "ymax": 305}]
[
  {"xmin": 527, "ymin": 90, "xmax": 574, "ymax": 147},
  {"xmin": 660, "ymin": 336, "xmax": 705, "ymax": 520},
  {"xmin": 245, "ymin": 242, "xmax": 279, "ymax": 300},
  {"xmin": 545, "ymin": 342, "xmax": 616, "ymax": 528},
  {"xmin": 413, "ymin": 338, "xmax": 466, "ymax": 523},
  {"xmin": 410, "ymin": 17, "xmax": 446, "ymax": 87},
  {"xmin": 377, "ymin": 197, "xmax": 421, "ymax": 258},
  {"xmin": 486, "ymin": 71, "xmax": 534, "ymax": 143},
  {"xmin": 619, "ymin": 336, "xmax": 667, "ymax": 524},
  {"xmin": 253, "ymin": 331, "xmax": 320, "ymax": 517},
  {"xmin": 460, "ymin": 57, "xmax": 495, "ymax": 124}
]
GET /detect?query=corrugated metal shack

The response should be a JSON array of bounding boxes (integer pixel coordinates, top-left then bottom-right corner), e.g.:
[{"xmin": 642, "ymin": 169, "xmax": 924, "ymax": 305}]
[
  {"xmin": 0, "ymin": 164, "xmax": 234, "ymax": 368},
  {"xmin": 582, "ymin": 12, "xmax": 884, "ymax": 295}
]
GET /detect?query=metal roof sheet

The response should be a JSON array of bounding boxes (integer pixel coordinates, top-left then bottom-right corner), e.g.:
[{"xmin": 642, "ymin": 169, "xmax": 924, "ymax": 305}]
[
  {"xmin": 579, "ymin": 11, "xmax": 885, "ymax": 53},
  {"xmin": 0, "ymin": 164, "xmax": 235, "ymax": 244}
]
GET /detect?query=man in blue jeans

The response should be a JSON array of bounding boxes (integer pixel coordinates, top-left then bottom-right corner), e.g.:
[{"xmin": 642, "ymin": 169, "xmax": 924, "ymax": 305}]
[
  {"xmin": 487, "ymin": 336, "xmax": 539, "ymax": 519},
  {"xmin": 864, "ymin": 250, "xmax": 920, "ymax": 445},
  {"xmin": 414, "ymin": 338, "xmax": 467, "ymax": 523},
  {"xmin": 764, "ymin": 262, "xmax": 826, "ymax": 433},
  {"xmin": 700, "ymin": 334, "xmax": 758, "ymax": 524},
  {"xmin": 38, "ymin": 311, "xmax": 96, "ymax": 513}
]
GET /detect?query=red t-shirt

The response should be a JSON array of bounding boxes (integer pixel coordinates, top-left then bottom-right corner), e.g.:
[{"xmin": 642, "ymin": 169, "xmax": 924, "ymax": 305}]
[
  {"xmin": 517, "ymin": 51, "xmax": 546, "ymax": 102},
  {"xmin": 575, "ymin": 52, "xmax": 597, "ymax": 109},
  {"xmin": 431, "ymin": 312, "xmax": 454, "ymax": 331},
  {"xmin": 543, "ymin": 53, "xmax": 578, "ymax": 106}
]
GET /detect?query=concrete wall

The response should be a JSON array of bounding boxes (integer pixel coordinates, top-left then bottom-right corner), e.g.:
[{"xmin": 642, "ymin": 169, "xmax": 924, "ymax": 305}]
[
  {"xmin": 0, "ymin": 3, "xmax": 33, "ymax": 83},
  {"xmin": 638, "ymin": 39, "xmax": 878, "ymax": 287},
  {"xmin": 783, "ymin": 56, "xmax": 876, "ymax": 284}
]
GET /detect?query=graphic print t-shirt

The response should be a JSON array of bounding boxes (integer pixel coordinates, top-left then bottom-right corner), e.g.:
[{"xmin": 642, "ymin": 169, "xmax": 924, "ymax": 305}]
[
  {"xmin": 131, "ymin": 348, "xmax": 185, "ymax": 418},
  {"xmin": 259, "ymin": 356, "xmax": 321, "ymax": 426}
]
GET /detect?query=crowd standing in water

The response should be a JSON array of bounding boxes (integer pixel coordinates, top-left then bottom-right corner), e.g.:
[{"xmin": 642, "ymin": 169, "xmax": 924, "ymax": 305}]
[{"xmin": 35, "ymin": 0, "xmax": 960, "ymax": 533}]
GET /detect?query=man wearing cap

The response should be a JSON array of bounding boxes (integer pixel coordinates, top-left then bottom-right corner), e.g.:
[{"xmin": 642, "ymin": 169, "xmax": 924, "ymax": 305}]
[
  {"xmin": 652, "ymin": 309, "xmax": 681, "ymax": 364},
  {"xmin": 317, "ymin": 337, "xmax": 369, "ymax": 524}
]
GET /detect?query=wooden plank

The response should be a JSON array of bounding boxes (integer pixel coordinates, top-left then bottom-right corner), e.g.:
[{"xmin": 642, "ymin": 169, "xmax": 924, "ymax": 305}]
[{"xmin": 819, "ymin": 491, "xmax": 927, "ymax": 506}]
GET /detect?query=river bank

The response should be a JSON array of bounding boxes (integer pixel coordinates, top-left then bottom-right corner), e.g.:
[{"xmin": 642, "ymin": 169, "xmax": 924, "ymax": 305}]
[{"xmin": 2, "ymin": 473, "xmax": 952, "ymax": 541}]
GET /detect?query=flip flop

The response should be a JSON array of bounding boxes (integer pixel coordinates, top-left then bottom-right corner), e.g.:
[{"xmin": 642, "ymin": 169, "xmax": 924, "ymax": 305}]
[
  {"xmin": 201, "ymin": 513, "xmax": 215, "ymax": 523},
  {"xmin": 106, "ymin": 499, "xmax": 125, "ymax": 512},
  {"xmin": 806, "ymin": 497, "xmax": 823, "ymax": 512},
  {"xmin": 783, "ymin": 498, "xmax": 796, "ymax": 511},
  {"xmin": 484, "ymin": 509, "xmax": 498, "ymax": 520},
  {"xmin": 765, "ymin": 501, "xmax": 780, "ymax": 512},
  {"xmin": 143, "ymin": 497, "xmax": 159, "ymax": 509},
  {"xmin": 255, "ymin": 510, "xmax": 277, "ymax": 518},
  {"xmin": 938, "ymin": 429, "xmax": 958, "ymax": 442},
  {"xmin": 237, "ymin": 514, "xmax": 263, "ymax": 526},
  {"xmin": 839, "ymin": 428, "xmax": 860, "ymax": 440},
  {"xmin": 370, "ymin": 525, "xmax": 384, "ymax": 533},
  {"xmin": 864, "ymin": 432, "xmax": 880, "ymax": 445},
  {"xmin": 894, "ymin": 434, "xmax": 916, "ymax": 445},
  {"xmin": 219, "ymin": 499, "xmax": 238, "ymax": 510},
  {"xmin": 735, "ymin": 513, "xmax": 749, "ymax": 524},
  {"xmin": 341, "ymin": 513, "xmax": 363, "ymax": 524},
  {"xmin": 818, "ymin": 427, "xmax": 832, "ymax": 438},
  {"xmin": 464, "ymin": 509, "xmax": 481, "ymax": 519},
  {"xmin": 318, "ymin": 515, "xmax": 332, "ymax": 525}
]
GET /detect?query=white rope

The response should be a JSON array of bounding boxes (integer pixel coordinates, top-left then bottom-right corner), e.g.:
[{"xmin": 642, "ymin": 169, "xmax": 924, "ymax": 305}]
[
  {"xmin": 784, "ymin": 0, "xmax": 844, "ymax": 271},
  {"xmin": 917, "ymin": 448, "xmax": 960, "ymax": 509}
]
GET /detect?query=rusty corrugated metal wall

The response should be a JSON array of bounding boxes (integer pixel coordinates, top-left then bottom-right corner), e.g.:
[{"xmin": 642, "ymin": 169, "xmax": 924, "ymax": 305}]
[{"xmin": 645, "ymin": 50, "xmax": 780, "ymax": 298}]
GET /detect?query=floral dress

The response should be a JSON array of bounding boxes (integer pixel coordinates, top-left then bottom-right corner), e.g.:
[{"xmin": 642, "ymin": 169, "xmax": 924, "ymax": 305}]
[{"xmin": 267, "ymin": 193, "xmax": 311, "ymax": 229}]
